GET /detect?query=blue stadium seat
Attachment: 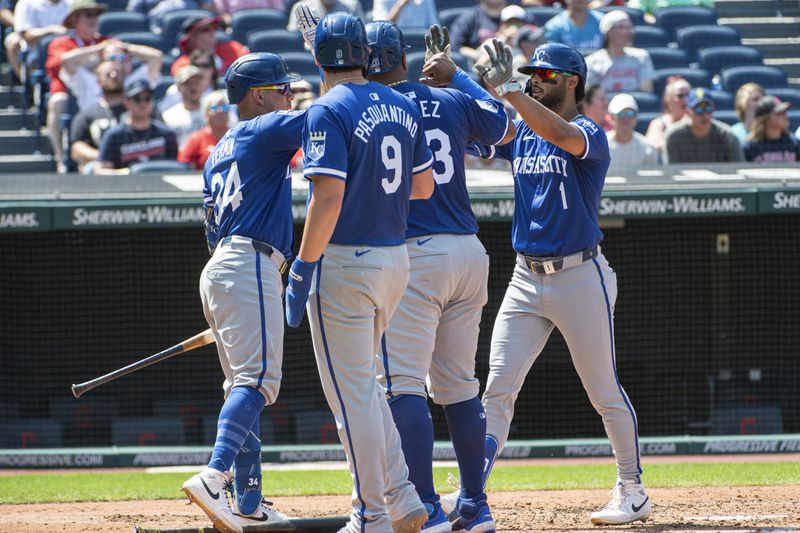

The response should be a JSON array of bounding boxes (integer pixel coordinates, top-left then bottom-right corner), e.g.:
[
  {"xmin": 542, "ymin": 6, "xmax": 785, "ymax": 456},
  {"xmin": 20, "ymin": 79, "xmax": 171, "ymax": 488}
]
[
  {"xmin": 525, "ymin": 6, "xmax": 562, "ymax": 26},
  {"xmin": 215, "ymin": 29, "xmax": 231, "ymax": 44},
  {"xmin": 721, "ymin": 65, "xmax": 789, "ymax": 92},
  {"xmin": 154, "ymin": 76, "xmax": 174, "ymax": 102},
  {"xmin": 129, "ymin": 161, "xmax": 191, "ymax": 174},
  {"xmin": 436, "ymin": 0, "xmax": 478, "ymax": 10},
  {"xmin": 116, "ymin": 32, "xmax": 171, "ymax": 53},
  {"xmin": 281, "ymin": 51, "xmax": 321, "ymax": 77},
  {"xmin": 406, "ymin": 51, "xmax": 427, "ymax": 85},
  {"xmin": 111, "ymin": 417, "xmax": 186, "ymax": 445},
  {"xmin": 403, "ymin": 28, "xmax": 428, "ymax": 55},
  {"xmin": 767, "ymin": 87, "xmax": 800, "ymax": 107},
  {"xmin": 161, "ymin": 9, "xmax": 216, "ymax": 48},
  {"xmin": 713, "ymin": 109, "xmax": 738, "ymax": 125},
  {"xmin": 636, "ymin": 111, "xmax": 660, "ymax": 134},
  {"xmin": 676, "ymin": 25, "xmax": 740, "ymax": 60},
  {"xmin": 647, "ymin": 47, "xmax": 690, "ymax": 70},
  {"xmin": 0, "ymin": 419, "xmax": 63, "ymax": 448},
  {"xmin": 655, "ymin": 6, "xmax": 717, "ymax": 42},
  {"xmin": 633, "ymin": 25, "xmax": 669, "ymax": 48},
  {"xmin": 98, "ymin": 11, "xmax": 149, "ymax": 36},
  {"xmin": 439, "ymin": 8, "xmax": 470, "ymax": 30},
  {"xmin": 708, "ymin": 89, "xmax": 734, "ymax": 110},
  {"xmin": 231, "ymin": 9, "xmax": 288, "ymax": 43},
  {"xmin": 789, "ymin": 110, "xmax": 800, "ymax": 133},
  {"xmin": 698, "ymin": 45, "xmax": 762, "ymax": 76},
  {"xmin": 103, "ymin": 0, "xmax": 128, "ymax": 11},
  {"xmin": 596, "ymin": 5, "xmax": 646, "ymax": 25},
  {"xmin": 247, "ymin": 29, "xmax": 305, "ymax": 53},
  {"xmin": 653, "ymin": 67, "xmax": 711, "ymax": 97}
]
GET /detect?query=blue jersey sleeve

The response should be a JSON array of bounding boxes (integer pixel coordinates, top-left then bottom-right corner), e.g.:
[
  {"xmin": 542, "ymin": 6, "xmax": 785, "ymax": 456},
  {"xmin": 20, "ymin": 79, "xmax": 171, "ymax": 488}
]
[
  {"xmin": 573, "ymin": 115, "xmax": 610, "ymax": 162},
  {"xmin": 260, "ymin": 109, "xmax": 306, "ymax": 153},
  {"xmin": 302, "ymin": 104, "xmax": 349, "ymax": 180},
  {"xmin": 465, "ymin": 97, "xmax": 508, "ymax": 146}
]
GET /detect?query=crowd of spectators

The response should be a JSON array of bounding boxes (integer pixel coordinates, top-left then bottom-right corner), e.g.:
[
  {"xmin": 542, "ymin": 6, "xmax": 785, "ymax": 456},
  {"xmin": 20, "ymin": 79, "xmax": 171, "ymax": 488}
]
[{"xmin": 1, "ymin": 0, "xmax": 798, "ymax": 174}]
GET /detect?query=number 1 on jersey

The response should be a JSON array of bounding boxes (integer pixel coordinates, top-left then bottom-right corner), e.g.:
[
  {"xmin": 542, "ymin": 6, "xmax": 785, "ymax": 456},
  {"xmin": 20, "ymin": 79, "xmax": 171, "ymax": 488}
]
[
  {"xmin": 559, "ymin": 181, "xmax": 568, "ymax": 210},
  {"xmin": 211, "ymin": 161, "xmax": 243, "ymax": 224}
]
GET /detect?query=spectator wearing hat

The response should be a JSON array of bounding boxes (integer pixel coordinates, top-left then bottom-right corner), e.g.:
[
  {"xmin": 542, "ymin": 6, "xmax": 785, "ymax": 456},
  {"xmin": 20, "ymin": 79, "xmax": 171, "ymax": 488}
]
[
  {"xmin": 607, "ymin": 93, "xmax": 657, "ymax": 174},
  {"xmin": 544, "ymin": 0, "xmax": 603, "ymax": 53},
  {"xmin": 449, "ymin": 0, "xmax": 507, "ymax": 61},
  {"xmin": 126, "ymin": 0, "xmax": 214, "ymax": 32},
  {"xmin": 579, "ymin": 83, "xmax": 613, "ymax": 131},
  {"xmin": 170, "ymin": 15, "xmax": 248, "ymax": 77},
  {"xmin": 742, "ymin": 96, "xmax": 799, "ymax": 163},
  {"xmin": 730, "ymin": 82, "xmax": 764, "ymax": 142},
  {"xmin": 95, "ymin": 79, "xmax": 178, "ymax": 174},
  {"xmin": 213, "ymin": 0, "xmax": 286, "ymax": 27},
  {"xmin": 159, "ymin": 49, "xmax": 216, "ymax": 113},
  {"xmin": 586, "ymin": 10, "xmax": 654, "ymax": 93},
  {"xmin": 645, "ymin": 75, "xmax": 690, "ymax": 151},
  {"xmin": 163, "ymin": 65, "xmax": 207, "ymax": 147},
  {"xmin": 664, "ymin": 88, "xmax": 743, "ymax": 164},
  {"xmin": 288, "ymin": 0, "xmax": 365, "ymax": 32},
  {"xmin": 178, "ymin": 89, "xmax": 233, "ymax": 169},
  {"xmin": 372, "ymin": 0, "xmax": 437, "ymax": 30}
]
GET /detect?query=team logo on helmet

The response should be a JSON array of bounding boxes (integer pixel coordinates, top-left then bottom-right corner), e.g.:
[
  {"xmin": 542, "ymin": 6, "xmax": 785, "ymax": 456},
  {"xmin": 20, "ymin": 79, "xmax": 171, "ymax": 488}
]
[
  {"xmin": 532, "ymin": 48, "xmax": 551, "ymax": 63},
  {"xmin": 308, "ymin": 131, "xmax": 327, "ymax": 160}
]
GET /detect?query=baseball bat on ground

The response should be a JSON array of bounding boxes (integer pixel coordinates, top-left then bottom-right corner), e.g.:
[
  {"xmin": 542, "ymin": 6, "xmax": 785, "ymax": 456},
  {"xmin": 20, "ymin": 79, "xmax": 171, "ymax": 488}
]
[
  {"xmin": 134, "ymin": 516, "xmax": 351, "ymax": 532},
  {"xmin": 71, "ymin": 329, "xmax": 215, "ymax": 398}
]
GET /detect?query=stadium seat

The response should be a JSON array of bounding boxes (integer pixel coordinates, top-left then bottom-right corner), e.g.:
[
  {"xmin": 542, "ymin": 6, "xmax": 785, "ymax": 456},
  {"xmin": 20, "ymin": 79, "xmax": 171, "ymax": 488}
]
[
  {"xmin": 247, "ymin": 29, "xmax": 305, "ymax": 54},
  {"xmin": 111, "ymin": 417, "xmax": 186, "ymax": 445},
  {"xmin": 596, "ymin": 5, "xmax": 645, "ymax": 25},
  {"xmin": 281, "ymin": 51, "xmax": 322, "ymax": 77},
  {"xmin": 129, "ymin": 161, "xmax": 191, "ymax": 174},
  {"xmin": 525, "ymin": 6, "xmax": 562, "ymax": 26},
  {"xmin": 633, "ymin": 25, "xmax": 669, "ymax": 48},
  {"xmin": 153, "ymin": 76, "xmax": 174, "ymax": 102},
  {"xmin": 231, "ymin": 9, "xmax": 288, "ymax": 43},
  {"xmin": 697, "ymin": 46, "xmax": 763, "ymax": 76},
  {"xmin": 721, "ymin": 65, "xmax": 789, "ymax": 92},
  {"xmin": 436, "ymin": 0, "xmax": 478, "ymax": 10},
  {"xmin": 789, "ymin": 110, "xmax": 800, "ymax": 133},
  {"xmin": 647, "ymin": 47, "xmax": 690, "ymax": 70},
  {"xmin": 403, "ymin": 28, "xmax": 428, "ymax": 55},
  {"xmin": 0, "ymin": 419, "xmax": 63, "ymax": 448},
  {"xmin": 103, "ymin": 0, "xmax": 128, "ymax": 11},
  {"xmin": 708, "ymin": 89, "xmax": 734, "ymax": 110},
  {"xmin": 98, "ymin": 12, "xmax": 149, "ymax": 36},
  {"xmin": 676, "ymin": 25, "xmax": 741, "ymax": 61},
  {"xmin": 614, "ymin": 90, "xmax": 661, "ymax": 112},
  {"xmin": 655, "ymin": 6, "xmax": 717, "ymax": 42},
  {"xmin": 115, "ymin": 32, "xmax": 171, "ymax": 54},
  {"xmin": 439, "ymin": 8, "xmax": 470, "ymax": 29},
  {"xmin": 767, "ymin": 87, "xmax": 800, "ymax": 107},
  {"xmin": 636, "ymin": 111, "xmax": 660, "ymax": 134},
  {"xmin": 653, "ymin": 67, "xmax": 712, "ymax": 97},
  {"xmin": 406, "ymin": 51, "xmax": 427, "ymax": 84},
  {"xmin": 713, "ymin": 109, "xmax": 738, "ymax": 125},
  {"xmin": 161, "ymin": 9, "xmax": 216, "ymax": 48}
]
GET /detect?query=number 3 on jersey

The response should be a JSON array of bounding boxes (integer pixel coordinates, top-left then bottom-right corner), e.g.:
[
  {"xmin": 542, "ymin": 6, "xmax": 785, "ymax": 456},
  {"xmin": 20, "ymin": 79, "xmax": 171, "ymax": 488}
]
[
  {"xmin": 424, "ymin": 128, "xmax": 454, "ymax": 185},
  {"xmin": 210, "ymin": 161, "xmax": 243, "ymax": 224}
]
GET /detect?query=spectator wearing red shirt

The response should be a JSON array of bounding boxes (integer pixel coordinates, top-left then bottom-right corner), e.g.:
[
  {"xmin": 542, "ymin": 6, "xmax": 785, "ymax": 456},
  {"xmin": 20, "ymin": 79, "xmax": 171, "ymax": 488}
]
[
  {"xmin": 170, "ymin": 15, "xmax": 248, "ymax": 77},
  {"xmin": 178, "ymin": 89, "xmax": 232, "ymax": 170},
  {"xmin": 45, "ymin": 0, "xmax": 107, "ymax": 171}
]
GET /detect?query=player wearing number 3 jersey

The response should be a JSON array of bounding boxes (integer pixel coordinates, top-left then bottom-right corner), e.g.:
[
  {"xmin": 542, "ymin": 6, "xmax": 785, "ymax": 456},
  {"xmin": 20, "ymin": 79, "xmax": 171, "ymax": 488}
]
[
  {"xmin": 473, "ymin": 41, "xmax": 653, "ymax": 525},
  {"xmin": 284, "ymin": 13, "xmax": 435, "ymax": 533},
  {"xmin": 182, "ymin": 53, "xmax": 304, "ymax": 533},
  {"xmin": 365, "ymin": 21, "xmax": 514, "ymax": 533}
]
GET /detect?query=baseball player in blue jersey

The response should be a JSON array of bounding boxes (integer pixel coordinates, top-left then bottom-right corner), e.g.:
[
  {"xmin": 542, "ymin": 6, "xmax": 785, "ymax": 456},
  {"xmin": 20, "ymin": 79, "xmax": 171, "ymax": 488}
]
[
  {"xmin": 365, "ymin": 21, "xmax": 515, "ymax": 533},
  {"xmin": 283, "ymin": 13, "xmax": 436, "ymax": 533},
  {"xmin": 181, "ymin": 52, "xmax": 305, "ymax": 533},
  {"xmin": 460, "ymin": 41, "xmax": 652, "ymax": 525}
]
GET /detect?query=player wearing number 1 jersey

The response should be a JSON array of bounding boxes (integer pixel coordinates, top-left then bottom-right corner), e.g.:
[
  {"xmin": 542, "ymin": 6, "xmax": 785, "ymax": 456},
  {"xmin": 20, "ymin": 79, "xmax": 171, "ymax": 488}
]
[
  {"xmin": 182, "ymin": 52, "xmax": 304, "ymax": 533},
  {"xmin": 283, "ymin": 13, "xmax": 435, "ymax": 533},
  {"xmin": 365, "ymin": 21, "xmax": 514, "ymax": 533}
]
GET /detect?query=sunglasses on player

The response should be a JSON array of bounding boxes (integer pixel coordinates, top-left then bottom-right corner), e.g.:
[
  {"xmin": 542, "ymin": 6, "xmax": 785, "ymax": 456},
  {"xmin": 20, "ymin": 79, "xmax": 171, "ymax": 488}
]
[
  {"xmin": 251, "ymin": 83, "xmax": 292, "ymax": 97},
  {"xmin": 529, "ymin": 68, "xmax": 573, "ymax": 81}
]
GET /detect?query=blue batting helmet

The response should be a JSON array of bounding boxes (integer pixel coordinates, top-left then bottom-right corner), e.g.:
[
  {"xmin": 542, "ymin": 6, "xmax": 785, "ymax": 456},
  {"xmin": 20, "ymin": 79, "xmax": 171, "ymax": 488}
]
[
  {"xmin": 314, "ymin": 13, "xmax": 370, "ymax": 69},
  {"xmin": 365, "ymin": 20, "xmax": 408, "ymax": 75},
  {"xmin": 518, "ymin": 43, "xmax": 587, "ymax": 101},
  {"xmin": 224, "ymin": 52, "xmax": 301, "ymax": 104}
]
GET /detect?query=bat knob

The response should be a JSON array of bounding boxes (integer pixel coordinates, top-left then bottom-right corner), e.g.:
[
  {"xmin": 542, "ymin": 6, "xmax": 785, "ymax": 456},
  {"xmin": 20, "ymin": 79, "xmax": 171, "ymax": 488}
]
[{"xmin": 71, "ymin": 384, "xmax": 81, "ymax": 398}]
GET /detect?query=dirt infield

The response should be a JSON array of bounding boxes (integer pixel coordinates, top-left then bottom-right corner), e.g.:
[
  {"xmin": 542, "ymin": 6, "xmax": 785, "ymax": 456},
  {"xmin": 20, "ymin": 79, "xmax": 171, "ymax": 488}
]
[{"xmin": 1, "ymin": 485, "xmax": 798, "ymax": 532}]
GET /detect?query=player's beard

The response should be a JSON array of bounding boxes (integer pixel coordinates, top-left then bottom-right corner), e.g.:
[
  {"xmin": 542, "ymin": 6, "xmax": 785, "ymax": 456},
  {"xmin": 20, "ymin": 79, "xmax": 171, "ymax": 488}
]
[{"xmin": 537, "ymin": 82, "xmax": 567, "ymax": 111}]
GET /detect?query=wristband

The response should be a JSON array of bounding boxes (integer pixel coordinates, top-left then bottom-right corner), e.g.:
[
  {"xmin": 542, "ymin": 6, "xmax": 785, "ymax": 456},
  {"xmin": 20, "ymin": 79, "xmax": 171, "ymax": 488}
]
[{"xmin": 495, "ymin": 78, "xmax": 523, "ymax": 97}]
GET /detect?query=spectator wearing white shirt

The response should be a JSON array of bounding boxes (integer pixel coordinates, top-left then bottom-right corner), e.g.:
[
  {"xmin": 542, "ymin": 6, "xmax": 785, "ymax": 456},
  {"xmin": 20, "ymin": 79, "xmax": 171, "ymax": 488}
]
[
  {"xmin": 586, "ymin": 10, "xmax": 654, "ymax": 93},
  {"xmin": 372, "ymin": 0, "xmax": 437, "ymax": 30},
  {"xmin": 162, "ymin": 65, "xmax": 206, "ymax": 148},
  {"xmin": 607, "ymin": 93, "xmax": 657, "ymax": 174},
  {"xmin": 12, "ymin": 0, "xmax": 68, "ymax": 69}
]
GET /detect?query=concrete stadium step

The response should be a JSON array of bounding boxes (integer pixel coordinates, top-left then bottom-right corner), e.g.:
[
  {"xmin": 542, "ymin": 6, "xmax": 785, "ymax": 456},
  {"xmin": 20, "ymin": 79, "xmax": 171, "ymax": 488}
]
[
  {"xmin": 715, "ymin": 0, "xmax": 800, "ymax": 18},
  {"xmin": 0, "ymin": 86, "xmax": 26, "ymax": 109},
  {"xmin": 0, "ymin": 109, "xmax": 36, "ymax": 131},
  {"xmin": 719, "ymin": 16, "xmax": 800, "ymax": 38},
  {"xmin": 0, "ymin": 131, "xmax": 50, "ymax": 156},
  {"xmin": 744, "ymin": 37, "xmax": 800, "ymax": 58},
  {"xmin": 0, "ymin": 154, "xmax": 56, "ymax": 174}
]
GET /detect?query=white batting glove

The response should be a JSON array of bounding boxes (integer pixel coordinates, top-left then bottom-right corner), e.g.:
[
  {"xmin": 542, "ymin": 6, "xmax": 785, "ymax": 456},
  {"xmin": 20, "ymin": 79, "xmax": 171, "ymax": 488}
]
[
  {"xmin": 474, "ymin": 39, "xmax": 521, "ymax": 96},
  {"xmin": 295, "ymin": 4, "xmax": 321, "ymax": 49}
]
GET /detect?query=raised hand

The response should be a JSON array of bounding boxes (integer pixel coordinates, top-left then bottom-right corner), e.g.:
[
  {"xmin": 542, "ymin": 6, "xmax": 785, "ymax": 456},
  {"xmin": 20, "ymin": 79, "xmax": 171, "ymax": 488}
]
[
  {"xmin": 295, "ymin": 4, "xmax": 321, "ymax": 49},
  {"xmin": 474, "ymin": 39, "xmax": 521, "ymax": 96},
  {"xmin": 424, "ymin": 24, "xmax": 451, "ymax": 62},
  {"xmin": 420, "ymin": 52, "xmax": 457, "ymax": 87}
]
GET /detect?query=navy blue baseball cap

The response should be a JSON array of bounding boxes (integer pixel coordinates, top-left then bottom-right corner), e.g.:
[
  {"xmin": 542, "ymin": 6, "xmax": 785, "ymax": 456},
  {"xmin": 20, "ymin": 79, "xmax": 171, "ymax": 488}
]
[
  {"xmin": 124, "ymin": 79, "xmax": 152, "ymax": 98},
  {"xmin": 687, "ymin": 88, "xmax": 713, "ymax": 108}
]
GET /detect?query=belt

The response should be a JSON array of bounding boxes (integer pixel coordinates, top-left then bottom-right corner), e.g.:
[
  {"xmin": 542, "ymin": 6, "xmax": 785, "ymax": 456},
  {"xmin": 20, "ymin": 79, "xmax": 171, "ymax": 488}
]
[
  {"xmin": 523, "ymin": 245, "xmax": 598, "ymax": 275},
  {"xmin": 219, "ymin": 235, "xmax": 289, "ymax": 274}
]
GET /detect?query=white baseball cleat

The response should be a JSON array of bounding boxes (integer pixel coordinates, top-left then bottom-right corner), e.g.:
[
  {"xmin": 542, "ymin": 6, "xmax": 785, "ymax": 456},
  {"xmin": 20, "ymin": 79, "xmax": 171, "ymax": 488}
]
[
  {"xmin": 181, "ymin": 468, "xmax": 242, "ymax": 533},
  {"xmin": 590, "ymin": 481, "xmax": 652, "ymax": 525},
  {"xmin": 439, "ymin": 473, "xmax": 461, "ymax": 519}
]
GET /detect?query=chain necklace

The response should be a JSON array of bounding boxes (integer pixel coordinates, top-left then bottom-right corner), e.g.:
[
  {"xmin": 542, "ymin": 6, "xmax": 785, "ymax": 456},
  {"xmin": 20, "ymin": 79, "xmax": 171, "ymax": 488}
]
[
  {"xmin": 330, "ymin": 75, "xmax": 365, "ymax": 88},
  {"xmin": 386, "ymin": 80, "xmax": 406, "ymax": 87}
]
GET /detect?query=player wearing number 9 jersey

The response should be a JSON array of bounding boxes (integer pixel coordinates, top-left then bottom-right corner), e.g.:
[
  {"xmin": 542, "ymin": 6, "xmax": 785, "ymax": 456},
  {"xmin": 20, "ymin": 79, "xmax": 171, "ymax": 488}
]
[
  {"xmin": 365, "ymin": 21, "xmax": 515, "ymax": 533},
  {"xmin": 284, "ymin": 13, "xmax": 435, "ymax": 533},
  {"xmin": 472, "ymin": 41, "xmax": 652, "ymax": 526},
  {"xmin": 183, "ymin": 53, "xmax": 304, "ymax": 533}
]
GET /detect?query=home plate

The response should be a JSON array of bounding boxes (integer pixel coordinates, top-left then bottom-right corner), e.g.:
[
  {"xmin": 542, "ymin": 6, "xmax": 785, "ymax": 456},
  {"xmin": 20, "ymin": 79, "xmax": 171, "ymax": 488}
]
[{"xmin": 684, "ymin": 514, "xmax": 788, "ymax": 521}]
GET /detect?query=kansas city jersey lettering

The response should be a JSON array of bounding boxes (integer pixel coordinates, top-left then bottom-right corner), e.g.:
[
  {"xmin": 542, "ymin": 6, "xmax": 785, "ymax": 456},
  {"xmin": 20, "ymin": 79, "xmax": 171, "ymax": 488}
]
[
  {"xmin": 202, "ymin": 109, "xmax": 305, "ymax": 259},
  {"xmin": 493, "ymin": 115, "xmax": 610, "ymax": 257},
  {"xmin": 354, "ymin": 103, "xmax": 419, "ymax": 143}
]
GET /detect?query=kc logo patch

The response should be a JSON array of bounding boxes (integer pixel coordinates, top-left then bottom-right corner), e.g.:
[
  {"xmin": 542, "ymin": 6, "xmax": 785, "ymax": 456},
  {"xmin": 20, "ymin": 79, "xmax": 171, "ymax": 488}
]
[
  {"xmin": 308, "ymin": 131, "xmax": 327, "ymax": 160},
  {"xmin": 532, "ymin": 47, "xmax": 551, "ymax": 64}
]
